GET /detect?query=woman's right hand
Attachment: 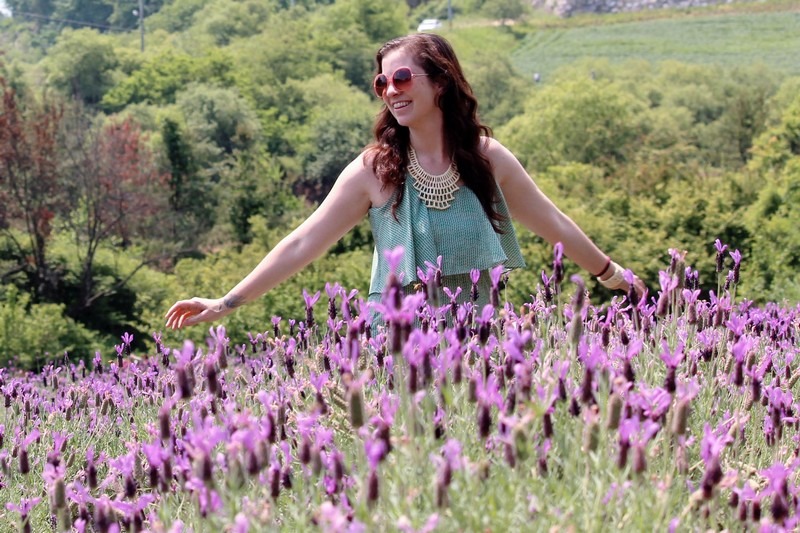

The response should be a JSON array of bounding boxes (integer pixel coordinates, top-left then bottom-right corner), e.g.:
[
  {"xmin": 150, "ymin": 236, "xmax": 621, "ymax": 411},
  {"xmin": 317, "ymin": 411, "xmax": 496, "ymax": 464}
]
[{"xmin": 165, "ymin": 297, "xmax": 229, "ymax": 330}]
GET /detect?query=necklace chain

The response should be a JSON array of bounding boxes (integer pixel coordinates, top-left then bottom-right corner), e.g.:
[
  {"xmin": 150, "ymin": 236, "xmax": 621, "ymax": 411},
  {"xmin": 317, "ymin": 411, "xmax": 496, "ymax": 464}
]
[{"xmin": 407, "ymin": 146, "xmax": 460, "ymax": 210}]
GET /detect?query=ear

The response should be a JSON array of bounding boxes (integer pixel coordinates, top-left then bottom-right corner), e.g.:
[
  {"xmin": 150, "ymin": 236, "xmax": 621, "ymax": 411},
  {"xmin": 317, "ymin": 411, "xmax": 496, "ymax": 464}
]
[{"xmin": 433, "ymin": 77, "xmax": 452, "ymax": 108}]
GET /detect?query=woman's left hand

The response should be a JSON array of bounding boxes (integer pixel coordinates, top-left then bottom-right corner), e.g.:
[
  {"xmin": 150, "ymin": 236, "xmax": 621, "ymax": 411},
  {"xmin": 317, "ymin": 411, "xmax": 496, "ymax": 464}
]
[{"xmin": 165, "ymin": 297, "xmax": 229, "ymax": 330}]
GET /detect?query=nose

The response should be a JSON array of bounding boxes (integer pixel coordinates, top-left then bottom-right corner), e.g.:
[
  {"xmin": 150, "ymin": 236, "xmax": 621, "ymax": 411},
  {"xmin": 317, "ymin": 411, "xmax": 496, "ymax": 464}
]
[{"xmin": 385, "ymin": 79, "xmax": 401, "ymax": 97}]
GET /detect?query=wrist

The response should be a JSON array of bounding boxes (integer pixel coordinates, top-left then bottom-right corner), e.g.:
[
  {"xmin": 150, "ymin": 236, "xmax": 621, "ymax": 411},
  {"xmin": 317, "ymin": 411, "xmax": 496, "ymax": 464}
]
[
  {"xmin": 594, "ymin": 256, "xmax": 612, "ymax": 278},
  {"xmin": 217, "ymin": 293, "xmax": 245, "ymax": 312},
  {"xmin": 598, "ymin": 261, "xmax": 626, "ymax": 289}
]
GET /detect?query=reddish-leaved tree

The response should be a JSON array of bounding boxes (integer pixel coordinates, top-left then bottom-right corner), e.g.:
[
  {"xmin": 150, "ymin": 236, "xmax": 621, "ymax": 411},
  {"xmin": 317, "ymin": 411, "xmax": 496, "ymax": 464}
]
[
  {"xmin": 1, "ymin": 78, "xmax": 172, "ymax": 328},
  {"xmin": 59, "ymin": 107, "xmax": 172, "ymax": 315},
  {"xmin": 0, "ymin": 78, "xmax": 65, "ymax": 300}
]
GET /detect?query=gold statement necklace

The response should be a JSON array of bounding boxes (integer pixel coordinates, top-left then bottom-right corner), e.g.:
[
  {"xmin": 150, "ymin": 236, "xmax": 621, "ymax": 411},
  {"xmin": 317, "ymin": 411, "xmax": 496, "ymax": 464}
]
[{"xmin": 407, "ymin": 146, "xmax": 460, "ymax": 210}]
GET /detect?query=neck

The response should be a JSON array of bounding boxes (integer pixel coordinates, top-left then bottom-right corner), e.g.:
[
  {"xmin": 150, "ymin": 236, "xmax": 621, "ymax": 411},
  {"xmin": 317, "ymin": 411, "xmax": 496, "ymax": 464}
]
[
  {"xmin": 408, "ymin": 119, "xmax": 446, "ymax": 160},
  {"xmin": 409, "ymin": 133, "xmax": 449, "ymax": 175}
]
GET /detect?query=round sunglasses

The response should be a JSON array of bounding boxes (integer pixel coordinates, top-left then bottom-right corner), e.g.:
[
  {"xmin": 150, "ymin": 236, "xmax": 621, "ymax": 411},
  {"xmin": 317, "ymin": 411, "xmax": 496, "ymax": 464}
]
[{"xmin": 373, "ymin": 67, "xmax": 429, "ymax": 98}]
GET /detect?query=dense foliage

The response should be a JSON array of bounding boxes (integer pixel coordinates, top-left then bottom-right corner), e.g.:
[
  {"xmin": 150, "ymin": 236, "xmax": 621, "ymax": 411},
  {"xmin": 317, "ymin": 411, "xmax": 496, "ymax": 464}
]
[{"xmin": 0, "ymin": 0, "xmax": 799, "ymax": 367}]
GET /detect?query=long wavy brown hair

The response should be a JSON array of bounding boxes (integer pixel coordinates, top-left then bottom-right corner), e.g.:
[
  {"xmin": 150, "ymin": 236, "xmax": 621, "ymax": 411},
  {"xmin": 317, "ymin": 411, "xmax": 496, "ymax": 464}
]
[{"xmin": 368, "ymin": 33, "xmax": 504, "ymax": 232}]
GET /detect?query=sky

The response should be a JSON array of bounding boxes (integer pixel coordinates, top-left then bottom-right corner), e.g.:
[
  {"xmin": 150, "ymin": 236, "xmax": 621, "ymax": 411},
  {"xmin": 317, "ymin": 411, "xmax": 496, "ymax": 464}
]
[{"xmin": 0, "ymin": 0, "xmax": 10, "ymax": 17}]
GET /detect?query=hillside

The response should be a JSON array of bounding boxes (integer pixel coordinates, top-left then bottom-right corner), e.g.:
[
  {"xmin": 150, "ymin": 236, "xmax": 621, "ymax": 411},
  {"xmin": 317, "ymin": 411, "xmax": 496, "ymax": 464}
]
[{"xmin": 511, "ymin": 8, "xmax": 800, "ymax": 82}]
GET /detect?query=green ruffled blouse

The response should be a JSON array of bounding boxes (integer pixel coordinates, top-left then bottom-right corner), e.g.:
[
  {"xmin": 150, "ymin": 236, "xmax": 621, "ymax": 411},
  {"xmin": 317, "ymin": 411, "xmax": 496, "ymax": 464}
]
[{"xmin": 368, "ymin": 176, "xmax": 526, "ymax": 306}]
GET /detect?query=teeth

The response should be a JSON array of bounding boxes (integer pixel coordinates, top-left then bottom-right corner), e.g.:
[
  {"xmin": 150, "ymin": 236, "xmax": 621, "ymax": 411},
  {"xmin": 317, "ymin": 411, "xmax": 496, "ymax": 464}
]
[{"xmin": 393, "ymin": 102, "xmax": 410, "ymax": 110}]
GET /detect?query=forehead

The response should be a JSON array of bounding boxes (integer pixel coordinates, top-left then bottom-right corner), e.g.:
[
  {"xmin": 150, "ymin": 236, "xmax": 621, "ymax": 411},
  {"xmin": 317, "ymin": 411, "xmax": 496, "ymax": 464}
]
[{"xmin": 380, "ymin": 48, "xmax": 422, "ymax": 73}]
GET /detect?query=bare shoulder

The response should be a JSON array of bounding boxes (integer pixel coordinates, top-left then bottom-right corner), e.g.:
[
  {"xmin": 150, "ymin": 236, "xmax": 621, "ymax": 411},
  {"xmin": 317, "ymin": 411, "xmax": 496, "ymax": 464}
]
[
  {"xmin": 337, "ymin": 148, "xmax": 394, "ymax": 208},
  {"xmin": 479, "ymin": 136, "xmax": 527, "ymax": 188}
]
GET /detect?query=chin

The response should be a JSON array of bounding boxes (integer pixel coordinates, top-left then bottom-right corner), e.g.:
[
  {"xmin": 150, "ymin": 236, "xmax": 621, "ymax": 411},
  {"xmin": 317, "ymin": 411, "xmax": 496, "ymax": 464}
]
[{"xmin": 392, "ymin": 113, "xmax": 417, "ymax": 129}]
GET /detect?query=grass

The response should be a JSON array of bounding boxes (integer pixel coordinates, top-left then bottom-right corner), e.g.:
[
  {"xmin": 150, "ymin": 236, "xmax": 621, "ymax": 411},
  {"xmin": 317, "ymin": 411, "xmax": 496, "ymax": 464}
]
[{"xmin": 509, "ymin": 5, "xmax": 800, "ymax": 81}]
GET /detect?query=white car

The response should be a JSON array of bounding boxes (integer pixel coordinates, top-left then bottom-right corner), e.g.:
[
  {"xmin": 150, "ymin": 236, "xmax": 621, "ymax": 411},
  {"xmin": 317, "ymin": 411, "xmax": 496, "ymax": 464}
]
[{"xmin": 417, "ymin": 19, "xmax": 442, "ymax": 32}]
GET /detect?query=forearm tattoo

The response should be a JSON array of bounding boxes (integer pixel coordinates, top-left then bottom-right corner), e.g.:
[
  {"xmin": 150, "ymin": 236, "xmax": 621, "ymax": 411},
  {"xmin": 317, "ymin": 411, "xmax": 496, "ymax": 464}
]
[{"xmin": 223, "ymin": 294, "xmax": 244, "ymax": 310}]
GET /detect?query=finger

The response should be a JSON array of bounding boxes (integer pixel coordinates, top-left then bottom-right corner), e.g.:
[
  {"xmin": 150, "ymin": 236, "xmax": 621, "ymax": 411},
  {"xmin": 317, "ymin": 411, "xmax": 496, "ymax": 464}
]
[
  {"xmin": 165, "ymin": 301, "xmax": 189, "ymax": 318},
  {"xmin": 169, "ymin": 311, "xmax": 191, "ymax": 330},
  {"xmin": 166, "ymin": 309, "xmax": 185, "ymax": 329}
]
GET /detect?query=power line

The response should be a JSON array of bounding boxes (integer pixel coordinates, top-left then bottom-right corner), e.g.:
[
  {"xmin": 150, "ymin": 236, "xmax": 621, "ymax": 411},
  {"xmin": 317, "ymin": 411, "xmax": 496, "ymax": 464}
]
[{"xmin": 12, "ymin": 11, "xmax": 133, "ymax": 32}]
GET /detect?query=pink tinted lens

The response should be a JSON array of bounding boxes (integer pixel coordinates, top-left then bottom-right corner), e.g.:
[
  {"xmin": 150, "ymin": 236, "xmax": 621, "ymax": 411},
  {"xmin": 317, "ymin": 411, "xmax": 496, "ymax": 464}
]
[
  {"xmin": 392, "ymin": 67, "xmax": 414, "ymax": 89},
  {"xmin": 373, "ymin": 74, "xmax": 389, "ymax": 97}
]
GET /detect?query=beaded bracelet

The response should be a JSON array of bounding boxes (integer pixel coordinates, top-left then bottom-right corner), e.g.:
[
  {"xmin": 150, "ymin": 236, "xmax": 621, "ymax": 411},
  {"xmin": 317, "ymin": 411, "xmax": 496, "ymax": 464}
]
[{"xmin": 598, "ymin": 261, "xmax": 626, "ymax": 290}]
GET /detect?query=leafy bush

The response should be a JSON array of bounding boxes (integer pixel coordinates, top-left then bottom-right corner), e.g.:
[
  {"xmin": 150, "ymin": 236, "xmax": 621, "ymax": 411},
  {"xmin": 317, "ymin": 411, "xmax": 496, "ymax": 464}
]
[{"xmin": 0, "ymin": 285, "xmax": 101, "ymax": 368}]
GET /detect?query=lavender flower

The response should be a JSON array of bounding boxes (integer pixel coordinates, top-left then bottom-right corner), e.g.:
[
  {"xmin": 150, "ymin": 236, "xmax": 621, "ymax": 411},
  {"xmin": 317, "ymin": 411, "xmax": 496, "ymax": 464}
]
[
  {"xmin": 302, "ymin": 289, "xmax": 321, "ymax": 329},
  {"xmin": 714, "ymin": 239, "xmax": 728, "ymax": 273},
  {"xmin": 6, "ymin": 497, "xmax": 42, "ymax": 533},
  {"xmin": 729, "ymin": 249, "xmax": 742, "ymax": 284}
]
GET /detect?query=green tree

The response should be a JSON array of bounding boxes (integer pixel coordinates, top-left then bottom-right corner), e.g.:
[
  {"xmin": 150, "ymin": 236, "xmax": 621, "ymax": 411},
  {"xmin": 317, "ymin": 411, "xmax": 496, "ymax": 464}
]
[
  {"xmin": 42, "ymin": 28, "xmax": 118, "ymax": 106},
  {"xmin": 289, "ymin": 73, "xmax": 375, "ymax": 199},
  {"xmin": 466, "ymin": 51, "xmax": 531, "ymax": 127},
  {"xmin": 498, "ymin": 76, "xmax": 645, "ymax": 174},
  {"xmin": 101, "ymin": 49, "xmax": 239, "ymax": 112},
  {"xmin": 482, "ymin": 0, "xmax": 526, "ymax": 25},
  {"xmin": 193, "ymin": 0, "xmax": 271, "ymax": 46},
  {"xmin": 742, "ymin": 92, "xmax": 800, "ymax": 302},
  {"xmin": 175, "ymin": 82, "xmax": 261, "ymax": 171},
  {"xmin": 161, "ymin": 116, "xmax": 214, "ymax": 245},
  {"xmin": 217, "ymin": 148, "xmax": 301, "ymax": 245}
]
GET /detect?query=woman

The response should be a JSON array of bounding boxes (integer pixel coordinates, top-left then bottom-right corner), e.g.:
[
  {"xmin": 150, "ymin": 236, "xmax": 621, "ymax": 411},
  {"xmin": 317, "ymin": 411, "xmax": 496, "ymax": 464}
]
[{"xmin": 165, "ymin": 33, "xmax": 644, "ymax": 330}]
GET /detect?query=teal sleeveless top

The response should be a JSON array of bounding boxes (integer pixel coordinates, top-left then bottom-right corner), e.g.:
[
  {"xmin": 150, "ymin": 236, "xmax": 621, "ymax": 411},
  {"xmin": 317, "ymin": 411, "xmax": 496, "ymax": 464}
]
[{"xmin": 368, "ymin": 176, "xmax": 526, "ymax": 301}]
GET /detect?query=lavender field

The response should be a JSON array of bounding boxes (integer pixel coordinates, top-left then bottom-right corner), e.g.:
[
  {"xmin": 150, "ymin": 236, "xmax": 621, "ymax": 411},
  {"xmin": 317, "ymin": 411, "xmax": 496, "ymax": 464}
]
[{"xmin": 0, "ymin": 242, "xmax": 798, "ymax": 532}]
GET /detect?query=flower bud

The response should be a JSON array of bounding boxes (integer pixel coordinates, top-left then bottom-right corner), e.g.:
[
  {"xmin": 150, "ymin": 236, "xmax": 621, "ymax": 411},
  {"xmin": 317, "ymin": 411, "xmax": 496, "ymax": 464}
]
[
  {"xmin": 159, "ymin": 407, "xmax": 171, "ymax": 441},
  {"xmin": 87, "ymin": 462, "xmax": 98, "ymax": 489},
  {"xmin": 367, "ymin": 469, "xmax": 379, "ymax": 507},
  {"xmin": 617, "ymin": 439, "xmax": 629, "ymax": 470},
  {"xmin": 177, "ymin": 366, "xmax": 192, "ymax": 399},
  {"xmin": 671, "ymin": 398, "xmax": 690, "ymax": 436},
  {"xmin": 348, "ymin": 384, "xmax": 365, "ymax": 430},
  {"xmin": 477, "ymin": 404, "xmax": 492, "ymax": 440},
  {"xmin": 436, "ymin": 479, "xmax": 448, "ymax": 508},
  {"xmin": 205, "ymin": 360, "xmax": 219, "ymax": 396},
  {"xmin": 606, "ymin": 393, "xmax": 623, "ymax": 430},
  {"xmin": 125, "ymin": 474, "xmax": 137, "ymax": 498},
  {"xmin": 542, "ymin": 412, "xmax": 553, "ymax": 438},
  {"xmin": 19, "ymin": 448, "xmax": 29, "ymax": 475},
  {"xmin": 568, "ymin": 315, "xmax": 583, "ymax": 347},
  {"xmin": 53, "ymin": 478, "xmax": 66, "ymax": 509},
  {"xmin": 582, "ymin": 417, "xmax": 599, "ymax": 454},
  {"xmin": 633, "ymin": 446, "xmax": 647, "ymax": 474},
  {"xmin": 269, "ymin": 465, "xmax": 281, "ymax": 499}
]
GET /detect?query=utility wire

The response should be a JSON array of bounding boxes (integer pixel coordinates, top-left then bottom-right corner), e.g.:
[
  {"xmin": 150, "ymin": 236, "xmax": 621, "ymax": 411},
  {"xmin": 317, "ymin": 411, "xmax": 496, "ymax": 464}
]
[{"xmin": 12, "ymin": 11, "xmax": 134, "ymax": 32}]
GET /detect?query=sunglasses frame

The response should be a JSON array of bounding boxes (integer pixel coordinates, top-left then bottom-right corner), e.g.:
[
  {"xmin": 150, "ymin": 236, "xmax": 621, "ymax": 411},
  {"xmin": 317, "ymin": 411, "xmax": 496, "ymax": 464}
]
[{"xmin": 373, "ymin": 66, "xmax": 430, "ymax": 98}]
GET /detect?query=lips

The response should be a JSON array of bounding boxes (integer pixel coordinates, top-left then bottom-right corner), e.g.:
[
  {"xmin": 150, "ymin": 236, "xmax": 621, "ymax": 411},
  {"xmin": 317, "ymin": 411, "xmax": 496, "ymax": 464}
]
[{"xmin": 392, "ymin": 101, "xmax": 410, "ymax": 110}]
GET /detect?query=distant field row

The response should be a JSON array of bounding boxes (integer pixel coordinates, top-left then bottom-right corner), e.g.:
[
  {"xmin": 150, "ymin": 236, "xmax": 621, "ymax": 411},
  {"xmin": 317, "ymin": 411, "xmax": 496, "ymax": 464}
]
[{"xmin": 511, "ymin": 10, "xmax": 800, "ymax": 82}]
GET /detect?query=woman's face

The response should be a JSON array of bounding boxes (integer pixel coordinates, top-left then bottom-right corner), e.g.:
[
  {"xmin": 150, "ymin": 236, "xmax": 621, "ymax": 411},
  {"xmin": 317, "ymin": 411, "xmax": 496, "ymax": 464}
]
[{"xmin": 378, "ymin": 48, "xmax": 441, "ymax": 129}]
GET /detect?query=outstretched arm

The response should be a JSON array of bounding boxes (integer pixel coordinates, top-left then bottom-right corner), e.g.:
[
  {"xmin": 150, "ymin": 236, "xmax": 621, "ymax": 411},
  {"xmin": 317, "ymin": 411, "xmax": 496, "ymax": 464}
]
[
  {"xmin": 165, "ymin": 156, "xmax": 377, "ymax": 329},
  {"xmin": 486, "ymin": 138, "xmax": 645, "ymax": 295}
]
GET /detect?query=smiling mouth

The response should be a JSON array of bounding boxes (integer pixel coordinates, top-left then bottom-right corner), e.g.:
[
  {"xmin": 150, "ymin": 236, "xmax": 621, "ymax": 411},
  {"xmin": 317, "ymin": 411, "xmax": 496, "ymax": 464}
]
[{"xmin": 392, "ymin": 101, "xmax": 410, "ymax": 110}]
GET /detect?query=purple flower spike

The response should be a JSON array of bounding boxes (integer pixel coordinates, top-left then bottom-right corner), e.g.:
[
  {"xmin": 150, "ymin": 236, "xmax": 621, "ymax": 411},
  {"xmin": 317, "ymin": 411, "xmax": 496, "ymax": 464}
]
[
  {"xmin": 5, "ymin": 497, "xmax": 42, "ymax": 515},
  {"xmin": 730, "ymin": 249, "xmax": 742, "ymax": 284},
  {"xmin": 385, "ymin": 246, "xmax": 406, "ymax": 275},
  {"xmin": 364, "ymin": 438, "xmax": 387, "ymax": 470},
  {"xmin": 553, "ymin": 242, "xmax": 564, "ymax": 262},
  {"xmin": 490, "ymin": 265, "xmax": 504, "ymax": 288},
  {"xmin": 470, "ymin": 269, "xmax": 480, "ymax": 284},
  {"xmin": 121, "ymin": 332, "xmax": 134, "ymax": 346},
  {"xmin": 302, "ymin": 289, "xmax": 321, "ymax": 308},
  {"xmin": 729, "ymin": 249, "xmax": 742, "ymax": 267},
  {"xmin": 714, "ymin": 239, "xmax": 728, "ymax": 273}
]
